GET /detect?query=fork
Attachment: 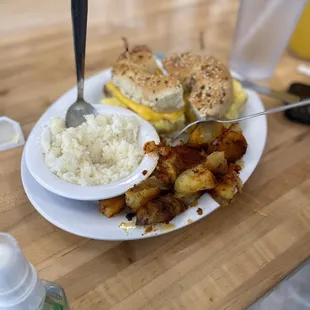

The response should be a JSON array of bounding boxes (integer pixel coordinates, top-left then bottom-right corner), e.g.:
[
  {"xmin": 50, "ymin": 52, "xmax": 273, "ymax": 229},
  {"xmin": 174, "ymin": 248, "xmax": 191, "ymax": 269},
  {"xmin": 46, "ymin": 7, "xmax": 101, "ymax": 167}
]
[
  {"xmin": 236, "ymin": 78, "xmax": 300, "ymax": 103},
  {"xmin": 173, "ymin": 99, "xmax": 310, "ymax": 140}
]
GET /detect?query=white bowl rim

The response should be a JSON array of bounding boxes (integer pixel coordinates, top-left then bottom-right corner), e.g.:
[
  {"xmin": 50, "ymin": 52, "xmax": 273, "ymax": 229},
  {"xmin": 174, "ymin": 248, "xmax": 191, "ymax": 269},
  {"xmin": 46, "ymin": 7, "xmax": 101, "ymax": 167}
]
[{"xmin": 25, "ymin": 105, "xmax": 159, "ymax": 201}]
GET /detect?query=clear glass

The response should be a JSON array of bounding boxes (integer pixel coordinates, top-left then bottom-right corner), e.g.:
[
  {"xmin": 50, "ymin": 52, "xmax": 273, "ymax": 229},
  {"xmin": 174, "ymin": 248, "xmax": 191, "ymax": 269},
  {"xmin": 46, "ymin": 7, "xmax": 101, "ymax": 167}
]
[
  {"xmin": 230, "ymin": 0, "xmax": 307, "ymax": 80},
  {"xmin": 41, "ymin": 280, "xmax": 69, "ymax": 310}
]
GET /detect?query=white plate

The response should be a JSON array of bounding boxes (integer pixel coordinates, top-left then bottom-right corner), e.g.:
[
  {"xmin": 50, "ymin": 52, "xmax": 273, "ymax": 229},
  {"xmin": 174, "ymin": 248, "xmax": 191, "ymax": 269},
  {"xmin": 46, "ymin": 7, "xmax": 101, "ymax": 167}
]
[
  {"xmin": 21, "ymin": 68, "xmax": 267, "ymax": 240},
  {"xmin": 25, "ymin": 104, "xmax": 159, "ymax": 201}
]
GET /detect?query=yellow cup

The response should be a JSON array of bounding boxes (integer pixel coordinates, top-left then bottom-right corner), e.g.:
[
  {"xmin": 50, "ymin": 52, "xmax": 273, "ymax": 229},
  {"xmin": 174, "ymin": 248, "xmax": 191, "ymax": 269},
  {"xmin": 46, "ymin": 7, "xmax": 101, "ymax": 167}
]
[{"xmin": 289, "ymin": 2, "xmax": 310, "ymax": 59}]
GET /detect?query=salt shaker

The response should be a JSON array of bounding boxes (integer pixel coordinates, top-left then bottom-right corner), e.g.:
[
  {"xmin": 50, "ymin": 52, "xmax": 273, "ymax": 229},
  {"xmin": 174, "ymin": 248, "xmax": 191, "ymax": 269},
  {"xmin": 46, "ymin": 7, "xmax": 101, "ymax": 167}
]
[{"xmin": 0, "ymin": 233, "xmax": 69, "ymax": 310}]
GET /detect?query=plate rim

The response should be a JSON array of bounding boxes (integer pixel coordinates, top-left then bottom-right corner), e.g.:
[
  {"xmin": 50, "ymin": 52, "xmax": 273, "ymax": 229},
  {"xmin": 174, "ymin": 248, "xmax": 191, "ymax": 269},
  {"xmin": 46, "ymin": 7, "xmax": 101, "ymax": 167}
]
[{"xmin": 21, "ymin": 153, "xmax": 210, "ymax": 241}]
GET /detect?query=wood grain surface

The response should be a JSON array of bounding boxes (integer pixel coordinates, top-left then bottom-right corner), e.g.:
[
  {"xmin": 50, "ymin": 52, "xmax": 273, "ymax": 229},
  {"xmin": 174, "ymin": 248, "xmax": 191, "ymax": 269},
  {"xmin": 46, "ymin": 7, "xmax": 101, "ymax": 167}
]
[{"xmin": 1, "ymin": 1, "xmax": 310, "ymax": 309}]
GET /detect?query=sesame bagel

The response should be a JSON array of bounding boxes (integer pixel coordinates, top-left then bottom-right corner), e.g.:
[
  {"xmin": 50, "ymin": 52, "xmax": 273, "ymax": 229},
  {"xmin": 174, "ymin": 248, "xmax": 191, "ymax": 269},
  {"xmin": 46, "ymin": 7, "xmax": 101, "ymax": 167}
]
[
  {"xmin": 162, "ymin": 53, "xmax": 233, "ymax": 119},
  {"xmin": 112, "ymin": 46, "xmax": 185, "ymax": 113}
]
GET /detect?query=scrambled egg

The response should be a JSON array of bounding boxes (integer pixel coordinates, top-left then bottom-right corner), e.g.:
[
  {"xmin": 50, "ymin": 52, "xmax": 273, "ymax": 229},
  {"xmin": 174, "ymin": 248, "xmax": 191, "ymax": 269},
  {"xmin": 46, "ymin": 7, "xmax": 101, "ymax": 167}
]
[
  {"xmin": 225, "ymin": 80, "xmax": 248, "ymax": 120},
  {"xmin": 101, "ymin": 82, "xmax": 185, "ymax": 134}
]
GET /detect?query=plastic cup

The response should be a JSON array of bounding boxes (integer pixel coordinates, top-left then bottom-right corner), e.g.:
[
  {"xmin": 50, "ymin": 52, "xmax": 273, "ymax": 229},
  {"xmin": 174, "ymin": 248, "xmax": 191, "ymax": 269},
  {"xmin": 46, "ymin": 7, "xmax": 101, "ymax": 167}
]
[{"xmin": 229, "ymin": 0, "xmax": 307, "ymax": 80}]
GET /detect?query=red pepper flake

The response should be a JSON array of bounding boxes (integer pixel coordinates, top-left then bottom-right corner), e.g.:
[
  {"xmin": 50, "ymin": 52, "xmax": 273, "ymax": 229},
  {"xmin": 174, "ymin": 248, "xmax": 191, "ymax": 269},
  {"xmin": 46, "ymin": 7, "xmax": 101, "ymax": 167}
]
[{"xmin": 197, "ymin": 208, "xmax": 203, "ymax": 215}]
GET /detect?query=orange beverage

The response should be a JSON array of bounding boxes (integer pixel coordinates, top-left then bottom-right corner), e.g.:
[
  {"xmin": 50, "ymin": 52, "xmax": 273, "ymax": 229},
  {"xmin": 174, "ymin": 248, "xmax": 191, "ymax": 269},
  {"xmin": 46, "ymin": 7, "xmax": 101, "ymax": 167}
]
[{"xmin": 289, "ymin": 2, "xmax": 310, "ymax": 59}]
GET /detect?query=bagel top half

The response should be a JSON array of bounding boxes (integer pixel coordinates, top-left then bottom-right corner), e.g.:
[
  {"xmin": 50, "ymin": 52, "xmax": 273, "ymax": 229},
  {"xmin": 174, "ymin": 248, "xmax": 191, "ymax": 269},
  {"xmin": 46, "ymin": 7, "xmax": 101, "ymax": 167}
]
[
  {"xmin": 112, "ymin": 46, "xmax": 185, "ymax": 113},
  {"xmin": 162, "ymin": 52, "xmax": 233, "ymax": 119}
]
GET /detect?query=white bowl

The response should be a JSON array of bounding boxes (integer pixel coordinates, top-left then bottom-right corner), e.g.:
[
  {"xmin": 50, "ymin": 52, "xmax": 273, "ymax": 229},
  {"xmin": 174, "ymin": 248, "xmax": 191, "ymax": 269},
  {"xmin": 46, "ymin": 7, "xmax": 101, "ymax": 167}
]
[{"xmin": 25, "ymin": 105, "xmax": 159, "ymax": 201}]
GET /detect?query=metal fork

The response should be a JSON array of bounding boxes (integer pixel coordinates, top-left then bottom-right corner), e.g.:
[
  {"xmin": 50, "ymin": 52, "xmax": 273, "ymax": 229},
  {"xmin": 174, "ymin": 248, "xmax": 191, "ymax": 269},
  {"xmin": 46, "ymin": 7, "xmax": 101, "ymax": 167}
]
[
  {"xmin": 237, "ymin": 79, "xmax": 300, "ymax": 103},
  {"xmin": 173, "ymin": 99, "xmax": 310, "ymax": 140}
]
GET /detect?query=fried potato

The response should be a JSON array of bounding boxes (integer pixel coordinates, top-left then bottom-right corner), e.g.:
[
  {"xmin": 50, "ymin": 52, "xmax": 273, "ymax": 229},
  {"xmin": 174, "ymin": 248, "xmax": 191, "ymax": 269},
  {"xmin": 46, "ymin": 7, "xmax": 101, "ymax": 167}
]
[
  {"xmin": 208, "ymin": 123, "xmax": 247, "ymax": 162},
  {"xmin": 144, "ymin": 140, "xmax": 157, "ymax": 153},
  {"xmin": 99, "ymin": 195, "xmax": 125, "ymax": 218},
  {"xmin": 175, "ymin": 192, "xmax": 202, "ymax": 207},
  {"xmin": 144, "ymin": 141, "xmax": 170, "ymax": 156},
  {"xmin": 155, "ymin": 151, "xmax": 184, "ymax": 184},
  {"xmin": 136, "ymin": 194, "xmax": 186, "ymax": 225},
  {"xmin": 188, "ymin": 122, "xmax": 225, "ymax": 148},
  {"xmin": 209, "ymin": 168, "xmax": 242, "ymax": 207},
  {"xmin": 203, "ymin": 151, "xmax": 228, "ymax": 175},
  {"xmin": 172, "ymin": 145, "xmax": 204, "ymax": 169},
  {"xmin": 229, "ymin": 123, "xmax": 243, "ymax": 133},
  {"xmin": 149, "ymin": 142, "xmax": 206, "ymax": 185},
  {"xmin": 174, "ymin": 165, "xmax": 216, "ymax": 194},
  {"xmin": 125, "ymin": 177, "xmax": 170, "ymax": 212}
]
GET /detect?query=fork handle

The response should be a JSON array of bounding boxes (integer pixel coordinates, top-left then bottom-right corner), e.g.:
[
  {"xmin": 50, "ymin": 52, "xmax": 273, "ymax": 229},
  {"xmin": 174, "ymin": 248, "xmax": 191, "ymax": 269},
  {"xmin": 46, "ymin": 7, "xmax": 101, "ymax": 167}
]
[
  {"xmin": 239, "ymin": 80, "xmax": 300, "ymax": 103},
  {"xmin": 71, "ymin": 0, "xmax": 88, "ymax": 100},
  {"xmin": 173, "ymin": 99, "xmax": 310, "ymax": 140},
  {"xmin": 236, "ymin": 99, "xmax": 310, "ymax": 121}
]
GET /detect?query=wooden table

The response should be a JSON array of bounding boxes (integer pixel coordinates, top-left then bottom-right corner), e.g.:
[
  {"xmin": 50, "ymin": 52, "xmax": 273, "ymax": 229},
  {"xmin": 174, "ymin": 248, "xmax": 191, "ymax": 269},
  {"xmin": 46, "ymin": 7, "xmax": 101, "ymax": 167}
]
[{"xmin": 1, "ymin": 1, "xmax": 309, "ymax": 309}]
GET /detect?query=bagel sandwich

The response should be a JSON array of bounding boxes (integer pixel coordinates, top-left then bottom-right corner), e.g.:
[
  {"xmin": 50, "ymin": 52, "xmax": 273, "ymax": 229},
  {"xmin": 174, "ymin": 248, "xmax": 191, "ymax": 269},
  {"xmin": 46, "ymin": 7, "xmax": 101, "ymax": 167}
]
[
  {"xmin": 101, "ymin": 47, "xmax": 248, "ymax": 134},
  {"xmin": 102, "ymin": 45, "xmax": 186, "ymax": 134}
]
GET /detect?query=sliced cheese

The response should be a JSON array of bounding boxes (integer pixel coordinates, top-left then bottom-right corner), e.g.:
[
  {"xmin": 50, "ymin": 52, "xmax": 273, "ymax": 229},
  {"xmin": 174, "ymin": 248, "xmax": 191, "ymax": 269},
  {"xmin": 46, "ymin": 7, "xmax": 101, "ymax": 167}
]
[{"xmin": 104, "ymin": 82, "xmax": 184, "ymax": 122}]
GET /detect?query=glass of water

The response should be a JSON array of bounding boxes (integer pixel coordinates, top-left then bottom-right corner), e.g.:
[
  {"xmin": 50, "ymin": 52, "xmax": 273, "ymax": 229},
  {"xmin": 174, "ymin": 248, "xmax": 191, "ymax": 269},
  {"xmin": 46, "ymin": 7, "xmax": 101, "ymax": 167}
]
[{"xmin": 229, "ymin": 0, "xmax": 307, "ymax": 80}]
